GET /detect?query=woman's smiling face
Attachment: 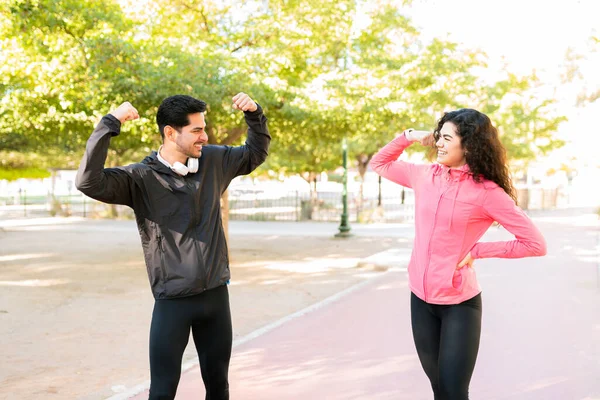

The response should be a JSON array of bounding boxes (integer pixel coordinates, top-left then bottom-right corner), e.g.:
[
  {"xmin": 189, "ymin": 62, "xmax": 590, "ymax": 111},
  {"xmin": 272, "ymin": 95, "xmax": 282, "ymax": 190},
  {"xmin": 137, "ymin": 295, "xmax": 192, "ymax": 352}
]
[{"xmin": 435, "ymin": 122, "xmax": 466, "ymax": 168}]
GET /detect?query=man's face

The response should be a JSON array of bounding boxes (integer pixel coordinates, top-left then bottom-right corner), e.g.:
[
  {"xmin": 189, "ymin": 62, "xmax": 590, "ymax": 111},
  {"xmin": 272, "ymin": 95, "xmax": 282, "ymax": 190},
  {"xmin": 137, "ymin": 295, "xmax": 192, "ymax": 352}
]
[{"xmin": 172, "ymin": 113, "xmax": 208, "ymax": 159}]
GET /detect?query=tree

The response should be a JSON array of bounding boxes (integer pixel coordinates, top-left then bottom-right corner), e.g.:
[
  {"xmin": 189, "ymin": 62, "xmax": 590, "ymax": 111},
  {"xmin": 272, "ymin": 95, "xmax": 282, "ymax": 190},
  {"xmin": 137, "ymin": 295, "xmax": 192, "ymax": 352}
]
[
  {"xmin": 1, "ymin": 0, "xmax": 567, "ymax": 221},
  {"xmin": 318, "ymin": 4, "xmax": 565, "ymax": 215},
  {"xmin": 563, "ymin": 35, "xmax": 600, "ymax": 105},
  {"xmin": 1, "ymin": 0, "xmax": 274, "ymax": 221}
]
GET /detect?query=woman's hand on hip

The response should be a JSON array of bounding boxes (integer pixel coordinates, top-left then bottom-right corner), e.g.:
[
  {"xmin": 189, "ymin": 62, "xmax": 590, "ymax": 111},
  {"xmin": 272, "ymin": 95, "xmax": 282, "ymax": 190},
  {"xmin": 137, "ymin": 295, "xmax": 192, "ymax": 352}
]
[{"xmin": 457, "ymin": 252, "xmax": 474, "ymax": 270}]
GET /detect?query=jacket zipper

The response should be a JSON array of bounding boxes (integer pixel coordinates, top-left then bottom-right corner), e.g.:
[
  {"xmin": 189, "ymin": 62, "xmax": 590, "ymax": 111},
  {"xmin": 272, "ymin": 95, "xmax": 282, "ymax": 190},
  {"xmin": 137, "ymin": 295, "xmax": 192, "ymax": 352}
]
[
  {"xmin": 424, "ymin": 179, "xmax": 451, "ymax": 302},
  {"xmin": 157, "ymin": 233, "xmax": 167, "ymax": 284},
  {"xmin": 184, "ymin": 177, "xmax": 206, "ymax": 290}
]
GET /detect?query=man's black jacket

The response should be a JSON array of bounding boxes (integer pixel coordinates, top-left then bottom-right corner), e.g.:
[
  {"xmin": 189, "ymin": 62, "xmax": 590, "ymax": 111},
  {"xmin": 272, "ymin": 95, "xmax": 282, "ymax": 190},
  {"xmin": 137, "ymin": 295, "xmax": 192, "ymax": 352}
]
[{"xmin": 76, "ymin": 106, "xmax": 270, "ymax": 299}]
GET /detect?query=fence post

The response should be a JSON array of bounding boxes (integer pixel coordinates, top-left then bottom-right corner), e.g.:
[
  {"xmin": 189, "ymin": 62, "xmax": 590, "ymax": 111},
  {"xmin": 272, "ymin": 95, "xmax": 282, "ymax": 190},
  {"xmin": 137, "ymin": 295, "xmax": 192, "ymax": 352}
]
[
  {"xmin": 295, "ymin": 191, "xmax": 299, "ymax": 221},
  {"xmin": 378, "ymin": 175, "xmax": 382, "ymax": 206}
]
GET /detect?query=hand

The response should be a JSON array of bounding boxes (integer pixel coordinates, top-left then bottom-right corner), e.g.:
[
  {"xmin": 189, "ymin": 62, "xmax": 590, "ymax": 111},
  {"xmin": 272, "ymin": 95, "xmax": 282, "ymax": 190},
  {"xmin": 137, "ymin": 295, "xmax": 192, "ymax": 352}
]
[
  {"xmin": 404, "ymin": 129, "xmax": 434, "ymax": 146},
  {"xmin": 457, "ymin": 252, "xmax": 474, "ymax": 270},
  {"xmin": 232, "ymin": 92, "xmax": 258, "ymax": 112},
  {"xmin": 109, "ymin": 102, "xmax": 139, "ymax": 124}
]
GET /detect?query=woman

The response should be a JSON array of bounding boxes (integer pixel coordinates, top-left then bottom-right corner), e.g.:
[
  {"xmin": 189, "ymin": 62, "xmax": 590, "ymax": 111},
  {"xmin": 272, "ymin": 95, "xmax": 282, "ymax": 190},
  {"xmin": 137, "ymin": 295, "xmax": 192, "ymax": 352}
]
[{"xmin": 369, "ymin": 109, "xmax": 547, "ymax": 400}]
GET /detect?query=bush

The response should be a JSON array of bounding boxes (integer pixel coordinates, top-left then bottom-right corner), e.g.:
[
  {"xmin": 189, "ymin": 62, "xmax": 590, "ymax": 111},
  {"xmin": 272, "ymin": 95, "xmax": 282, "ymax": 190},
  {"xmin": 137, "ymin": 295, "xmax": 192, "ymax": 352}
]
[{"xmin": 0, "ymin": 167, "xmax": 51, "ymax": 181}]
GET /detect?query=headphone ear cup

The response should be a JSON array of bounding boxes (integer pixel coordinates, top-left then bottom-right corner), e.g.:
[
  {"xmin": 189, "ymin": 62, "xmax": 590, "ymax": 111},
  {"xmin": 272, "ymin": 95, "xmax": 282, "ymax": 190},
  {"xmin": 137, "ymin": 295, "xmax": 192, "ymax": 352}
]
[
  {"xmin": 172, "ymin": 161, "xmax": 189, "ymax": 176},
  {"xmin": 187, "ymin": 158, "xmax": 199, "ymax": 173}
]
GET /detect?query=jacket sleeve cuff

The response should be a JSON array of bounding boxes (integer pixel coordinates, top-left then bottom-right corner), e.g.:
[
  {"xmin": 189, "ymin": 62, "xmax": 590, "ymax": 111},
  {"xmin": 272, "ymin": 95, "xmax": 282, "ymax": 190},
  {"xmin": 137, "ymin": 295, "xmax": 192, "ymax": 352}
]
[
  {"xmin": 103, "ymin": 114, "xmax": 122, "ymax": 136},
  {"xmin": 244, "ymin": 103, "xmax": 264, "ymax": 118},
  {"xmin": 471, "ymin": 244, "xmax": 480, "ymax": 259}
]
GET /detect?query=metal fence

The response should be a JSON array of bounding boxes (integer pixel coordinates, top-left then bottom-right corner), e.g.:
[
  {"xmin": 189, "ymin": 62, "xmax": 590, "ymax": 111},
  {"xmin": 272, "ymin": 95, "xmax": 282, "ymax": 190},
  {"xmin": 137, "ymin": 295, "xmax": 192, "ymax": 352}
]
[
  {"xmin": 0, "ymin": 186, "xmax": 569, "ymax": 222},
  {"xmin": 0, "ymin": 189, "xmax": 416, "ymax": 223},
  {"xmin": 0, "ymin": 193, "xmax": 135, "ymax": 220},
  {"xmin": 228, "ymin": 189, "xmax": 415, "ymax": 223}
]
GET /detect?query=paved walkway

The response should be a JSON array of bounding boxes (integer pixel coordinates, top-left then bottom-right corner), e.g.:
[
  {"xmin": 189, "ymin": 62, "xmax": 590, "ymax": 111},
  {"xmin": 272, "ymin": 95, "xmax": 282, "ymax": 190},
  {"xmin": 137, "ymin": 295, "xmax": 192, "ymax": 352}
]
[{"xmin": 120, "ymin": 211, "xmax": 599, "ymax": 400}]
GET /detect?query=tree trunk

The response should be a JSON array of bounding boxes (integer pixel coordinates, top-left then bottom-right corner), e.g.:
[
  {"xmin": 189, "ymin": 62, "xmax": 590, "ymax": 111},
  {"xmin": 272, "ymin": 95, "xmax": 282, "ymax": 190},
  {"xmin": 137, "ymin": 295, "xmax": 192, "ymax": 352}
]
[
  {"xmin": 356, "ymin": 153, "xmax": 372, "ymax": 221},
  {"xmin": 51, "ymin": 169, "xmax": 56, "ymax": 201},
  {"xmin": 300, "ymin": 171, "xmax": 317, "ymax": 220},
  {"xmin": 49, "ymin": 169, "xmax": 60, "ymax": 216}
]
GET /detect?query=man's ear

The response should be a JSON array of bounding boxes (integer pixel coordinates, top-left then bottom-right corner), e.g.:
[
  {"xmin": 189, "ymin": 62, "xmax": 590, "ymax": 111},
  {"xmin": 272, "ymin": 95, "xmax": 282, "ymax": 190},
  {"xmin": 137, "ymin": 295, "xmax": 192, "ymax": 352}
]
[{"xmin": 164, "ymin": 125, "xmax": 178, "ymax": 142}]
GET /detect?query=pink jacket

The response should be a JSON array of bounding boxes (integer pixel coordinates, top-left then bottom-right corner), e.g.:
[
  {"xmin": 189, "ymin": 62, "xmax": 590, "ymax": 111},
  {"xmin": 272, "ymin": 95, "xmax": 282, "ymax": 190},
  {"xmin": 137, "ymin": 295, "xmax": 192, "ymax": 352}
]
[{"xmin": 370, "ymin": 133, "xmax": 547, "ymax": 305}]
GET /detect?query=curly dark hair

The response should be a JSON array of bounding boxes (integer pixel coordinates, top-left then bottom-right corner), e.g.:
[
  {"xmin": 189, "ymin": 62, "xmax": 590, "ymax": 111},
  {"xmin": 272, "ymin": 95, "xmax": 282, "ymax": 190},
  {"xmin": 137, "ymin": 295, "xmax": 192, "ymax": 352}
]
[{"xmin": 433, "ymin": 109, "xmax": 517, "ymax": 203}]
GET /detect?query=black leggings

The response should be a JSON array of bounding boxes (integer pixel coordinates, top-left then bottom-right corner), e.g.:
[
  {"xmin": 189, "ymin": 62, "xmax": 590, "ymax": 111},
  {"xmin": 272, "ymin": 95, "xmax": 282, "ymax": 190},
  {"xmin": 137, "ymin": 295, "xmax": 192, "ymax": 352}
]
[
  {"xmin": 149, "ymin": 284, "xmax": 232, "ymax": 400},
  {"xmin": 411, "ymin": 292, "xmax": 482, "ymax": 400}
]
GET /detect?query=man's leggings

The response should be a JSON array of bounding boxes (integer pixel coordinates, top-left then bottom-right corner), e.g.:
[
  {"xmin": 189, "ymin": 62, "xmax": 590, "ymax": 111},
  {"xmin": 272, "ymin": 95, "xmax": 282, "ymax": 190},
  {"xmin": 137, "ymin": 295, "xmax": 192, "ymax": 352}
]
[
  {"xmin": 411, "ymin": 292, "xmax": 482, "ymax": 400},
  {"xmin": 148, "ymin": 284, "xmax": 232, "ymax": 400}
]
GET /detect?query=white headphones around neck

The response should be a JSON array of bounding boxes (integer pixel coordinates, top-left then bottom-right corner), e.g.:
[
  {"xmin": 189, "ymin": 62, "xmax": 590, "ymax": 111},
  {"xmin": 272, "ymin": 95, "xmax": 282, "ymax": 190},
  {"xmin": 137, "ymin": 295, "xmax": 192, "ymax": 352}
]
[{"xmin": 157, "ymin": 147, "xmax": 199, "ymax": 176}]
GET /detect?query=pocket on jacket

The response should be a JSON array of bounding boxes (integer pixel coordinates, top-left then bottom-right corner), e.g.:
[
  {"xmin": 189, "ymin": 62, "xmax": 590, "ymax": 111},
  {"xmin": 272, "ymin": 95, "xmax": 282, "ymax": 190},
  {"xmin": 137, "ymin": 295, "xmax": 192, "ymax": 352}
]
[{"xmin": 451, "ymin": 268, "xmax": 464, "ymax": 290}]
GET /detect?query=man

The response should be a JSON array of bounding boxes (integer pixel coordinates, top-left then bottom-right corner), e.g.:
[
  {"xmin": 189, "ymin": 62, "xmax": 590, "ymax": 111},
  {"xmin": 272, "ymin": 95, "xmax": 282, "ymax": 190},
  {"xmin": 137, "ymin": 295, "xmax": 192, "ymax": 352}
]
[{"xmin": 76, "ymin": 93, "xmax": 270, "ymax": 399}]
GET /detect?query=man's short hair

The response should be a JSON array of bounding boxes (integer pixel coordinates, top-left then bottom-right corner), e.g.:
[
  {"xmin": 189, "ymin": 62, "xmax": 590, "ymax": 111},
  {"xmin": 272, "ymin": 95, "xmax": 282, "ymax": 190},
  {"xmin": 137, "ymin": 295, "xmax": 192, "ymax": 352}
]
[{"xmin": 156, "ymin": 95, "xmax": 207, "ymax": 139}]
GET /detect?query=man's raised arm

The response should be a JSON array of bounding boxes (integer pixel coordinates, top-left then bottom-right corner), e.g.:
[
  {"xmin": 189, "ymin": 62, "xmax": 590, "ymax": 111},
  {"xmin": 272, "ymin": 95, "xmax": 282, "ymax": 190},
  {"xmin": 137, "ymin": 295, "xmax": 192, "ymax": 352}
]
[{"xmin": 75, "ymin": 102, "xmax": 139, "ymax": 206}]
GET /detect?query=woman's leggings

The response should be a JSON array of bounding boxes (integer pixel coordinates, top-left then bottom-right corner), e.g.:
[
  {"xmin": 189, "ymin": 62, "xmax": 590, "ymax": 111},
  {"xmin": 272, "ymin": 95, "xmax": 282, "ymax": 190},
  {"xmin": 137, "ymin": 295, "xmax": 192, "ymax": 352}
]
[
  {"xmin": 411, "ymin": 292, "xmax": 482, "ymax": 400},
  {"xmin": 148, "ymin": 284, "xmax": 232, "ymax": 400}
]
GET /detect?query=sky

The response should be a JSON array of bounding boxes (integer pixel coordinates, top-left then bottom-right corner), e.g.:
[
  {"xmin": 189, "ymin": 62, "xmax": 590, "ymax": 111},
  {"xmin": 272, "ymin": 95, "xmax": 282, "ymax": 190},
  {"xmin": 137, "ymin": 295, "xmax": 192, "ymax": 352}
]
[
  {"xmin": 407, "ymin": 0, "xmax": 597, "ymax": 76},
  {"xmin": 404, "ymin": 0, "xmax": 600, "ymax": 167}
]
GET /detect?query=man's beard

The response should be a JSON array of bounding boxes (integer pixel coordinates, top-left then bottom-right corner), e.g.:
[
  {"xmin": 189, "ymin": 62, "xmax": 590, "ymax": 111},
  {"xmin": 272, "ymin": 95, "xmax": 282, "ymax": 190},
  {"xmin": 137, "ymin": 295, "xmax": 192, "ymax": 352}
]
[{"xmin": 176, "ymin": 142, "xmax": 202, "ymax": 159}]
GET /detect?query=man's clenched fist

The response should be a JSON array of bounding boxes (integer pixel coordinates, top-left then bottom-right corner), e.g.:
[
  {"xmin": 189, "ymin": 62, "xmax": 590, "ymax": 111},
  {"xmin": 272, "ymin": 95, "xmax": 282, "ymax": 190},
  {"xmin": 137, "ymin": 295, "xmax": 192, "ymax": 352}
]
[
  {"xmin": 232, "ymin": 93, "xmax": 257, "ymax": 112},
  {"xmin": 110, "ymin": 102, "xmax": 139, "ymax": 124}
]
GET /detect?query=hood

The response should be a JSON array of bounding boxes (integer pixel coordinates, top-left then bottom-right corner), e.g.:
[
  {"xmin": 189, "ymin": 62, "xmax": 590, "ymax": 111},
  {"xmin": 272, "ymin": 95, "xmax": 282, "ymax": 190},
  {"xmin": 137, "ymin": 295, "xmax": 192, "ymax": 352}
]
[
  {"xmin": 433, "ymin": 162, "xmax": 472, "ymax": 181},
  {"xmin": 142, "ymin": 151, "xmax": 174, "ymax": 175}
]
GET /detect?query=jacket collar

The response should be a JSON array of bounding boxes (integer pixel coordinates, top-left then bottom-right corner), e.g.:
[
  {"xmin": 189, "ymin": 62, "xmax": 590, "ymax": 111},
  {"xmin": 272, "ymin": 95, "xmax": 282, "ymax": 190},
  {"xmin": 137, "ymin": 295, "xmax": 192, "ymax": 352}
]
[
  {"xmin": 434, "ymin": 163, "xmax": 472, "ymax": 181},
  {"xmin": 142, "ymin": 151, "xmax": 176, "ymax": 175}
]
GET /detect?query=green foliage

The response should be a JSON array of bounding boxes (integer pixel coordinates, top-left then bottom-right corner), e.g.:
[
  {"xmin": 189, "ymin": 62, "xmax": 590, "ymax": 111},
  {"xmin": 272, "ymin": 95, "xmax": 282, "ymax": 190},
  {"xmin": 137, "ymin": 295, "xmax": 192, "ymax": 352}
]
[
  {"xmin": 0, "ymin": 167, "xmax": 50, "ymax": 181},
  {"xmin": 1, "ymin": 0, "xmax": 567, "ymax": 180}
]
